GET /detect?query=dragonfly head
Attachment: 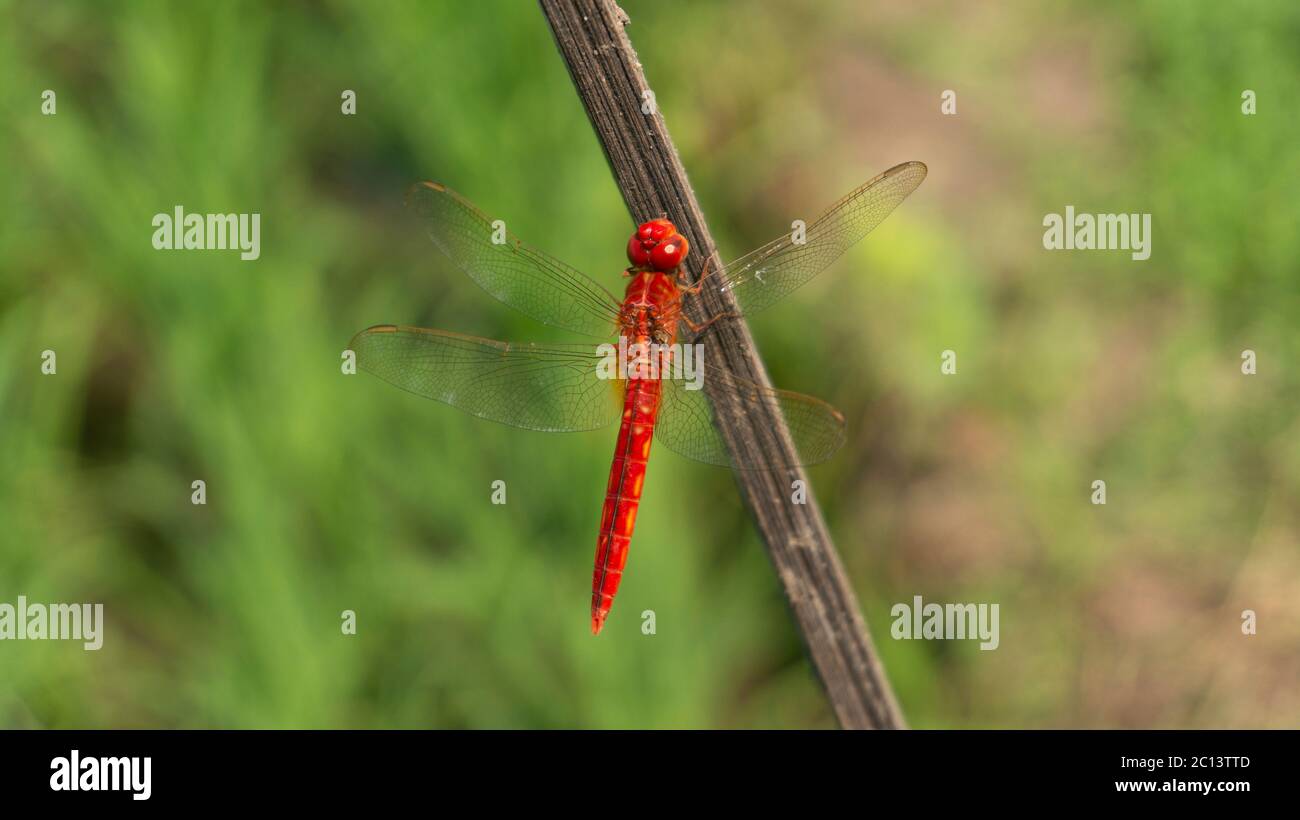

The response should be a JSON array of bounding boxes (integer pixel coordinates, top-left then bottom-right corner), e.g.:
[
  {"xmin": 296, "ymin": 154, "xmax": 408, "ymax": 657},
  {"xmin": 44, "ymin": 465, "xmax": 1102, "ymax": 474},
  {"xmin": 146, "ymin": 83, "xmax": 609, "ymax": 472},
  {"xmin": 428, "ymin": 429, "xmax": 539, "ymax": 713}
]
[{"xmin": 627, "ymin": 218, "xmax": 689, "ymax": 272}]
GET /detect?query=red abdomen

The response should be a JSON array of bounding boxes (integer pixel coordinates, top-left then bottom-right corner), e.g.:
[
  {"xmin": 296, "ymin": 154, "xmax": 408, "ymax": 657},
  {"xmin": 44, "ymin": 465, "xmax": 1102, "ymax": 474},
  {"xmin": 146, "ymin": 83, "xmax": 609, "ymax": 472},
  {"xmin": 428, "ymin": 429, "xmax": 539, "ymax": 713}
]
[{"xmin": 590, "ymin": 372, "xmax": 661, "ymax": 634}]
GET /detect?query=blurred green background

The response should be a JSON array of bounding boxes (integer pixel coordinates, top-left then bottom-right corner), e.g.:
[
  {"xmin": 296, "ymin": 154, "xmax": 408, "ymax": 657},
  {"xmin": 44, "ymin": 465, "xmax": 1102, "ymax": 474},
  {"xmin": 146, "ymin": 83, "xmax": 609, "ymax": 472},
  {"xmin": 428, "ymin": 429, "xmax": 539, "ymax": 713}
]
[{"xmin": 2, "ymin": 0, "xmax": 1297, "ymax": 728}]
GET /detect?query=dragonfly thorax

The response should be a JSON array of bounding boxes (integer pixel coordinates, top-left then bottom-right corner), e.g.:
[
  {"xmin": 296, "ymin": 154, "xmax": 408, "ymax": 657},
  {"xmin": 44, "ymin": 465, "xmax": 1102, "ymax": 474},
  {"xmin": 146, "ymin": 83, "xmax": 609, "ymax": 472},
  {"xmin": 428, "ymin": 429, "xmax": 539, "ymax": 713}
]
[
  {"xmin": 619, "ymin": 271, "xmax": 680, "ymax": 344},
  {"xmin": 627, "ymin": 218, "xmax": 689, "ymax": 272}
]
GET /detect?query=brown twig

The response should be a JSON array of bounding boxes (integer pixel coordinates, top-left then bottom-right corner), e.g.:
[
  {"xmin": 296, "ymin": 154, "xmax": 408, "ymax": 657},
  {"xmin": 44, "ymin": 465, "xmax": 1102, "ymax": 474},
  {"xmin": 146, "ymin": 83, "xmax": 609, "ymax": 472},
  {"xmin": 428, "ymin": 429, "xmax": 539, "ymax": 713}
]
[{"xmin": 537, "ymin": 0, "xmax": 905, "ymax": 729}]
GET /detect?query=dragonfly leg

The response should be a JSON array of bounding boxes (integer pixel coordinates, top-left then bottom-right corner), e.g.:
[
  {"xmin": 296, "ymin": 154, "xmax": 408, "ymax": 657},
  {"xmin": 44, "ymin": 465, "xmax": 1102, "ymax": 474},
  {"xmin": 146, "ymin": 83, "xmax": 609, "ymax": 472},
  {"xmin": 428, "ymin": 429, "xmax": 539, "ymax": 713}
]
[
  {"xmin": 678, "ymin": 257, "xmax": 713, "ymax": 295},
  {"xmin": 678, "ymin": 258, "xmax": 737, "ymax": 335},
  {"xmin": 681, "ymin": 308, "xmax": 737, "ymax": 336}
]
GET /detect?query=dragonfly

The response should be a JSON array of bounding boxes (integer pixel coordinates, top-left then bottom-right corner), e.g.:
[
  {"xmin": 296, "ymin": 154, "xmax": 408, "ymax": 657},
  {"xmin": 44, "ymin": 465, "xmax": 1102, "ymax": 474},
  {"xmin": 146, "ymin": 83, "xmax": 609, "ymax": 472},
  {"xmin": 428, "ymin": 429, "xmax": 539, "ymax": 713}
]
[{"xmin": 350, "ymin": 161, "xmax": 926, "ymax": 634}]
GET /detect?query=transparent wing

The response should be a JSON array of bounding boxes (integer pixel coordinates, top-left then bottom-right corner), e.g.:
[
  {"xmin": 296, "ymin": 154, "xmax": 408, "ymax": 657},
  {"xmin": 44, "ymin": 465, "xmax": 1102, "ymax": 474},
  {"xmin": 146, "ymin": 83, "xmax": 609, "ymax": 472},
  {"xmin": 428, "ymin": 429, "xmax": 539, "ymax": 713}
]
[
  {"xmin": 713, "ymin": 161, "xmax": 927, "ymax": 315},
  {"xmin": 407, "ymin": 182, "xmax": 623, "ymax": 338},
  {"xmin": 655, "ymin": 366, "xmax": 846, "ymax": 468},
  {"xmin": 349, "ymin": 325, "xmax": 623, "ymax": 433}
]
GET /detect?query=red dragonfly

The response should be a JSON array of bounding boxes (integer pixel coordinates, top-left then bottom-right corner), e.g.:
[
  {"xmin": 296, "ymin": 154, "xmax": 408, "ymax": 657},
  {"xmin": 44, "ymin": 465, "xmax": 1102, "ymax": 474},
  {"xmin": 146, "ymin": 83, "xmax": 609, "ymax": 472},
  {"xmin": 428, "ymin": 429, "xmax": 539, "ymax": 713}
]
[{"xmin": 350, "ymin": 161, "xmax": 926, "ymax": 634}]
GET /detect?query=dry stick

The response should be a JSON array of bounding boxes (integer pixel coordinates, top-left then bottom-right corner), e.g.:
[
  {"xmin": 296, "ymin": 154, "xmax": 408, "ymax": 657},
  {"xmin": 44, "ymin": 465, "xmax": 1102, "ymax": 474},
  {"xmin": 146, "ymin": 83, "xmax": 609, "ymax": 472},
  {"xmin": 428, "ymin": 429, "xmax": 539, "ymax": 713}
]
[{"xmin": 538, "ymin": 0, "xmax": 905, "ymax": 729}]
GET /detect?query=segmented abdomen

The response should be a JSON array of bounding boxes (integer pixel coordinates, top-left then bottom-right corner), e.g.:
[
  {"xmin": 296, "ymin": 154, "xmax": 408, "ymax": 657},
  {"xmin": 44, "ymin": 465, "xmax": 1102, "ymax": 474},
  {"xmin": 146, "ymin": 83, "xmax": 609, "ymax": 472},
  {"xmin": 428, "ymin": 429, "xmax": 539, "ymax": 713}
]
[{"xmin": 590, "ymin": 364, "xmax": 662, "ymax": 634}]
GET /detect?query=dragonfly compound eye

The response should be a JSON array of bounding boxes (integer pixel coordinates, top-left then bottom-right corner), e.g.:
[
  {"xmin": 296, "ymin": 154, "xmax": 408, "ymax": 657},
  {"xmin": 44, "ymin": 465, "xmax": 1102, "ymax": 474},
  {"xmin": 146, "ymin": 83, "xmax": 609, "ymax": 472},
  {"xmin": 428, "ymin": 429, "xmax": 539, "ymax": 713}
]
[
  {"xmin": 640, "ymin": 218, "xmax": 673, "ymax": 241},
  {"xmin": 650, "ymin": 234, "xmax": 688, "ymax": 271},
  {"xmin": 627, "ymin": 234, "xmax": 653, "ymax": 267}
]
